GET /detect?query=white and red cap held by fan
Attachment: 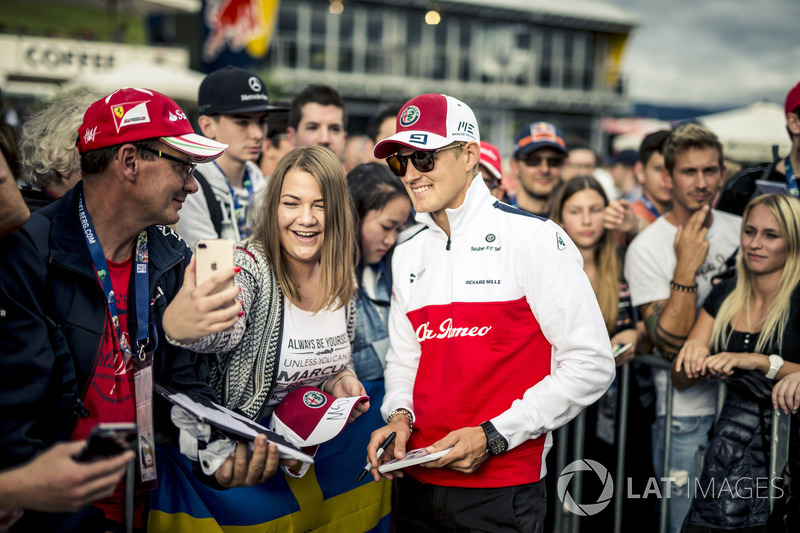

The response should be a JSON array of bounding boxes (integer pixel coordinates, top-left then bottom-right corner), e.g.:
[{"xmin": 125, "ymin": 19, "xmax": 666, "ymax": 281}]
[{"xmin": 268, "ymin": 386, "xmax": 368, "ymax": 448}]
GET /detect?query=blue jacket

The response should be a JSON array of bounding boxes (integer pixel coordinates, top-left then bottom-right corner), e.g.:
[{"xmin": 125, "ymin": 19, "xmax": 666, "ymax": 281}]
[
  {"xmin": 352, "ymin": 258, "xmax": 392, "ymax": 381},
  {"xmin": 0, "ymin": 183, "xmax": 217, "ymax": 527}
]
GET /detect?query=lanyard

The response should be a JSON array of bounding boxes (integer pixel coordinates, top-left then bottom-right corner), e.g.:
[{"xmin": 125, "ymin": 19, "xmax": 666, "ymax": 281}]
[
  {"xmin": 215, "ymin": 162, "xmax": 255, "ymax": 238},
  {"xmin": 785, "ymin": 157, "xmax": 799, "ymax": 197},
  {"xmin": 639, "ymin": 195, "xmax": 661, "ymax": 220},
  {"xmin": 78, "ymin": 191, "xmax": 150, "ymax": 357}
]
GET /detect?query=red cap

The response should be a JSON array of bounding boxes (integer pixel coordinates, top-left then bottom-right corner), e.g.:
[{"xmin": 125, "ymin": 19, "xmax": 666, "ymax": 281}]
[
  {"xmin": 786, "ymin": 81, "xmax": 800, "ymax": 115},
  {"xmin": 78, "ymin": 88, "xmax": 227, "ymax": 162},
  {"xmin": 479, "ymin": 141, "xmax": 502, "ymax": 180},
  {"xmin": 268, "ymin": 386, "xmax": 368, "ymax": 448},
  {"xmin": 374, "ymin": 94, "xmax": 480, "ymax": 159}
]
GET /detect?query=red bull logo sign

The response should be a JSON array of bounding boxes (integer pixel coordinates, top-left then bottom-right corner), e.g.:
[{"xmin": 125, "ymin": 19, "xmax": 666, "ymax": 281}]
[{"xmin": 202, "ymin": 0, "xmax": 280, "ymax": 63}]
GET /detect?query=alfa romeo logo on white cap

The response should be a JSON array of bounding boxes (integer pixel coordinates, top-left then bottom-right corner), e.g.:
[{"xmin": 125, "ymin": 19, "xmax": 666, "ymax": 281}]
[
  {"xmin": 557, "ymin": 459, "xmax": 613, "ymax": 516},
  {"xmin": 399, "ymin": 105, "xmax": 420, "ymax": 127},
  {"xmin": 248, "ymin": 76, "xmax": 262, "ymax": 92},
  {"xmin": 302, "ymin": 390, "xmax": 327, "ymax": 408}
]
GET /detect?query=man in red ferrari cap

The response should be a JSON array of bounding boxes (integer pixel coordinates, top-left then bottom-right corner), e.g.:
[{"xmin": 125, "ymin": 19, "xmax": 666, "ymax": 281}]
[
  {"xmin": 0, "ymin": 88, "xmax": 282, "ymax": 531},
  {"xmin": 478, "ymin": 140, "xmax": 506, "ymax": 201},
  {"xmin": 365, "ymin": 93, "xmax": 614, "ymax": 532},
  {"xmin": 717, "ymin": 79, "xmax": 800, "ymax": 215}
]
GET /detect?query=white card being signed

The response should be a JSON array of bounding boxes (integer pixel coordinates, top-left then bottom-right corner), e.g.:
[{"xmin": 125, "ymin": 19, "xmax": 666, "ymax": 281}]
[{"xmin": 378, "ymin": 447, "xmax": 453, "ymax": 473}]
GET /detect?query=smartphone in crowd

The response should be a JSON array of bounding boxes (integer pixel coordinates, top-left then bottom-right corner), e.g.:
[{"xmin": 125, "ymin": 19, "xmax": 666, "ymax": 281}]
[
  {"xmin": 76, "ymin": 422, "xmax": 137, "ymax": 462},
  {"xmin": 612, "ymin": 342, "xmax": 634, "ymax": 358},
  {"xmin": 195, "ymin": 238, "xmax": 235, "ymax": 294}
]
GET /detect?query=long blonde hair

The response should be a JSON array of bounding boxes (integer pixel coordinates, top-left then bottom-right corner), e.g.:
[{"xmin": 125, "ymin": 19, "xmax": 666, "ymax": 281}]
[
  {"xmin": 252, "ymin": 146, "xmax": 357, "ymax": 310},
  {"xmin": 551, "ymin": 176, "xmax": 621, "ymax": 333},
  {"xmin": 711, "ymin": 194, "xmax": 800, "ymax": 354}
]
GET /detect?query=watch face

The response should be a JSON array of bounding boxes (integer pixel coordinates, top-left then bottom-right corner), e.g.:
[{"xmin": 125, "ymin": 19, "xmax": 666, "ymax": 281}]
[{"xmin": 491, "ymin": 439, "xmax": 508, "ymax": 454}]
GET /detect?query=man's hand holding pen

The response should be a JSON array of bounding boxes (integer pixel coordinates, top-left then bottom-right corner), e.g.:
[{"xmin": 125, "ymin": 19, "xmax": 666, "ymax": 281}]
[{"xmin": 365, "ymin": 411, "xmax": 413, "ymax": 482}]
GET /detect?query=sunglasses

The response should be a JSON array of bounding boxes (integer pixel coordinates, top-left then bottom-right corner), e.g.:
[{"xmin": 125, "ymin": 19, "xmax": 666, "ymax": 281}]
[
  {"xmin": 517, "ymin": 154, "xmax": 565, "ymax": 168},
  {"xmin": 386, "ymin": 143, "xmax": 465, "ymax": 177},
  {"xmin": 140, "ymin": 146, "xmax": 197, "ymax": 181}
]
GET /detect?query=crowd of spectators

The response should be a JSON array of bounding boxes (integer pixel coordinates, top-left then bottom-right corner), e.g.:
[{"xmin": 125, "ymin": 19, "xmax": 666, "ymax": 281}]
[{"xmin": 1, "ymin": 71, "xmax": 799, "ymax": 533}]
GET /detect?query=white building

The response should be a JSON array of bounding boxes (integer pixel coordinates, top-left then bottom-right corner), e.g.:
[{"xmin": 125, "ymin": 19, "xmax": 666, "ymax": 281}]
[{"xmin": 261, "ymin": 0, "xmax": 637, "ymax": 151}]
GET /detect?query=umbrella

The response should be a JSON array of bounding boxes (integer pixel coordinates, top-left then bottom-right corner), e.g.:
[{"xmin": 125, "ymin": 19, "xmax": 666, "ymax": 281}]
[{"xmin": 698, "ymin": 102, "xmax": 791, "ymax": 164}]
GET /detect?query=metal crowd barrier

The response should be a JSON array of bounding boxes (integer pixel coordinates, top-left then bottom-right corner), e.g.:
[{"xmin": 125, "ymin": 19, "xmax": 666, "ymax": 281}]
[{"xmin": 552, "ymin": 354, "xmax": 793, "ymax": 533}]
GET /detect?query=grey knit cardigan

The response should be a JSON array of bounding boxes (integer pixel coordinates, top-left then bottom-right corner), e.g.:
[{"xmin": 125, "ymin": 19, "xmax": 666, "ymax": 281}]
[{"xmin": 177, "ymin": 238, "xmax": 356, "ymax": 421}]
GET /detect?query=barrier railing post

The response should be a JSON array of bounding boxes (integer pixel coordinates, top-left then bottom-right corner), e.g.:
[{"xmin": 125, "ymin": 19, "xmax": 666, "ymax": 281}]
[
  {"xmin": 570, "ymin": 410, "xmax": 586, "ymax": 533},
  {"xmin": 125, "ymin": 455, "xmax": 135, "ymax": 533},
  {"xmin": 659, "ymin": 377, "xmax": 673, "ymax": 533},
  {"xmin": 613, "ymin": 362, "xmax": 630, "ymax": 533},
  {"xmin": 714, "ymin": 381, "xmax": 727, "ymax": 426},
  {"xmin": 769, "ymin": 409, "xmax": 791, "ymax": 512},
  {"xmin": 553, "ymin": 424, "xmax": 569, "ymax": 533}
]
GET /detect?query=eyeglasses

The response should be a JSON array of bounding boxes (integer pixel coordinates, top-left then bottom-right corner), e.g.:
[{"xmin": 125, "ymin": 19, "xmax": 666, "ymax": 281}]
[
  {"xmin": 517, "ymin": 154, "xmax": 565, "ymax": 168},
  {"xmin": 140, "ymin": 146, "xmax": 197, "ymax": 181},
  {"xmin": 386, "ymin": 143, "xmax": 465, "ymax": 177}
]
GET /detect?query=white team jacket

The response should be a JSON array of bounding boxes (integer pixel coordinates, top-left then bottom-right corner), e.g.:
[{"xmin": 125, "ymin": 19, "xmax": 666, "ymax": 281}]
[{"xmin": 382, "ymin": 176, "xmax": 615, "ymax": 487}]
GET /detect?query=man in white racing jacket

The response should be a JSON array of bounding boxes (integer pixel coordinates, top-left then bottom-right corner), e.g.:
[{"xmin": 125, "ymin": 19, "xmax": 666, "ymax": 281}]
[{"xmin": 365, "ymin": 93, "xmax": 615, "ymax": 532}]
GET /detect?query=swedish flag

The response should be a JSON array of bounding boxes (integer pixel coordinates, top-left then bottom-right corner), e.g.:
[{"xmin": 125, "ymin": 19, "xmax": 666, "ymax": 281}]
[{"xmin": 149, "ymin": 380, "xmax": 392, "ymax": 532}]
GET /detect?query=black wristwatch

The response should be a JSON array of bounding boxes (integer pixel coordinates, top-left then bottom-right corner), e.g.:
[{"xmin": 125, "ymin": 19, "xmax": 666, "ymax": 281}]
[{"xmin": 480, "ymin": 421, "xmax": 508, "ymax": 456}]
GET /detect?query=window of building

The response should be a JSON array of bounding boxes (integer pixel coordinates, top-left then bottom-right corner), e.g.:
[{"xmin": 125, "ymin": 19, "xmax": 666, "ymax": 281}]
[
  {"xmin": 338, "ymin": 8, "xmax": 354, "ymax": 72},
  {"xmin": 538, "ymin": 28, "xmax": 552, "ymax": 87},
  {"xmin": 366, "ymin": 10, "xmax": 383, "ymax": 73},
  {"xmin": 309, "ymin": 8, "xmax": 326, "ymax": 70}
]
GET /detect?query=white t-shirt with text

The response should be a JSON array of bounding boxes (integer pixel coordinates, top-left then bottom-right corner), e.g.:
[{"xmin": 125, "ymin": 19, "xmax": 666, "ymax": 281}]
[
  {"xmin": 624, "ymin": 210, "xmax": 742, "ymax": 417},
  {"xmin": 268, "ymin": 302, "xmax": 351, "ymax": 408}
]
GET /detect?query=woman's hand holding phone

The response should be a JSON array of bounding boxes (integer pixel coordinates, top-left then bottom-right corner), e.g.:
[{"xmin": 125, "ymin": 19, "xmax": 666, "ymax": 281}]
[{"xmin": 163, "ymin": 248, "xmax": 242, "ymax": 345}]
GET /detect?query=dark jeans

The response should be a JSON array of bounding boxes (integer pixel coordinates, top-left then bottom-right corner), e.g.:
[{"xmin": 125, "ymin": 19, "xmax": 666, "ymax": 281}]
[{"xmin": 394, "ymin": 474, "xmax": 547, "ymax": 533}]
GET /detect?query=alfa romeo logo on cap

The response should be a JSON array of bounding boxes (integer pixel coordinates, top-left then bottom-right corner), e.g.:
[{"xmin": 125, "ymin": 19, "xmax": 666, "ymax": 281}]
[
  {"xmin": 248, "ymin": 76, "xmax": 262, "ymax": 92},
  {"xmin": 303, "ymin": 390, "xmax": 327, "ymax": 408},
  {"xmin": 399, "ymin": 106, "xmax": 420, "ymax": 127}
]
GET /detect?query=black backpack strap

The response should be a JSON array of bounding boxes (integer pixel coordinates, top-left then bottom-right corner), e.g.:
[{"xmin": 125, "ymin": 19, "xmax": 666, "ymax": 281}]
[
  {"xmin": 760, "ymin": 160, "xmax": 778, "ymax": 182},
  {"xmin": 194, "ymin": 169, "xmax": 223, "ymax": 238},
  {"xmin": 22, "ymin": 214, "xmax": 87, "ymax": 439}
]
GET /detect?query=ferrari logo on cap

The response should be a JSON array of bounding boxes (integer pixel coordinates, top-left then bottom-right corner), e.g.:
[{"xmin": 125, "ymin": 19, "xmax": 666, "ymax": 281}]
[
  {"xmin": 110, "ymin": 102, "xmax": 151, "ymax": 133},
  {"xmin": 399, "ymin": 105, "xmax": 420, "ymax": 127}
]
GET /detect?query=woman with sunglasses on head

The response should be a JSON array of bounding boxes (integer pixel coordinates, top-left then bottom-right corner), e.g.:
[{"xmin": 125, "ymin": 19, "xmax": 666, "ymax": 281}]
[{"xmin": 674, "ymin": 194, "xmax": 800, "ymax": 532}]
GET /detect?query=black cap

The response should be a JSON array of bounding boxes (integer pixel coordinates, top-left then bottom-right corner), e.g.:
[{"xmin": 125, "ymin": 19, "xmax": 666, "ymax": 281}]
[
  {"xmin": 609, "ymin": 149, "xmax": 638, "ymax": 167},
  {"xmin": 198, "ymin": 66, "xmax": 289, "ymax": 115}
]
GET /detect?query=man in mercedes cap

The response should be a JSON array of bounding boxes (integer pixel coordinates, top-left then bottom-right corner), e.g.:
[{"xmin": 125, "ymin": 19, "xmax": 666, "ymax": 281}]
[
  {"xmin": 0, "ymin": 88, "xmax": 283, "ymax": 531},
  {"xmin": 177, "ymin": 66, "xmax": 289, "ymax": 250},
  {"xmin": 365, "ymin": 93, "xmax": 615, "ymax": 532}
]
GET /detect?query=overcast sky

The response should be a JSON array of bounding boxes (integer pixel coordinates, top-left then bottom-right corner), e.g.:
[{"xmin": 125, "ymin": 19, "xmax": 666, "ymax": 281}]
[{"xmin": 602, "ymin": 0, "xmax": 800, "ymax": 109}]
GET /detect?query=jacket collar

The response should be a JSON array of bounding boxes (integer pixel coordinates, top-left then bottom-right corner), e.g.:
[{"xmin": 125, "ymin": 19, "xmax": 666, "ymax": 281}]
[
  {"xmin": 414, "ymin": 173, "xmax": 493, "ymax": 239},
  {"xmin": 44, "ymin": 182, "xmax": 187, "ymax": 280}
]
